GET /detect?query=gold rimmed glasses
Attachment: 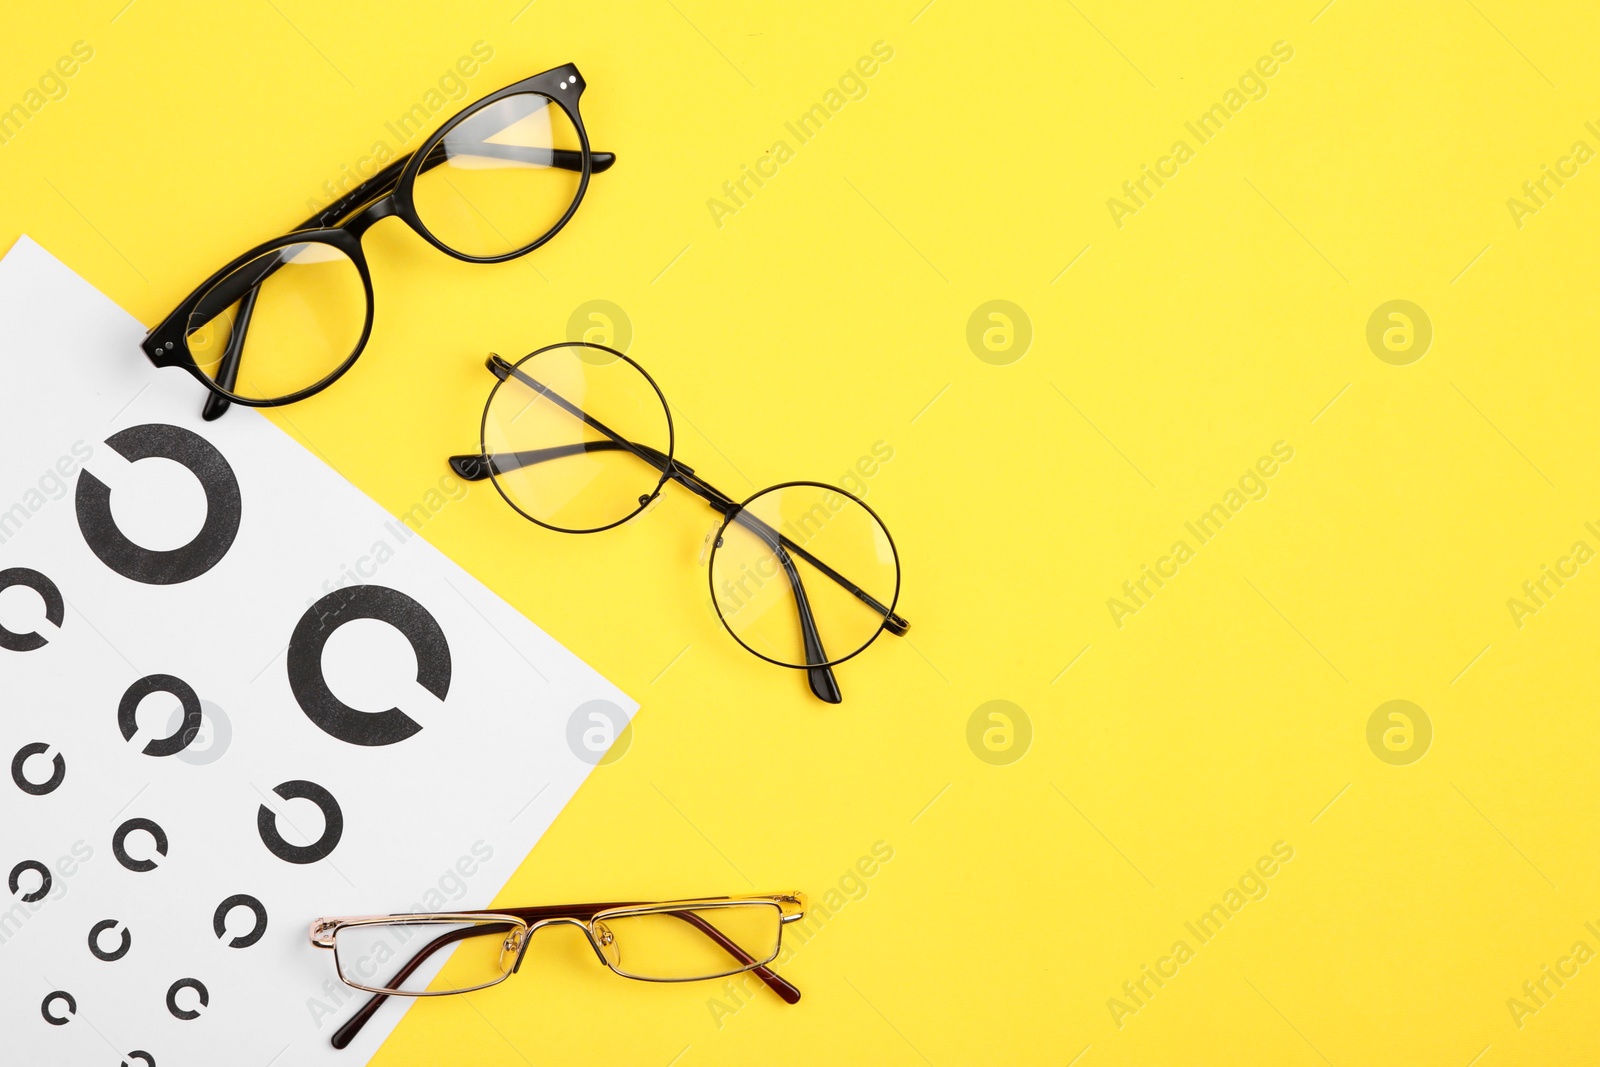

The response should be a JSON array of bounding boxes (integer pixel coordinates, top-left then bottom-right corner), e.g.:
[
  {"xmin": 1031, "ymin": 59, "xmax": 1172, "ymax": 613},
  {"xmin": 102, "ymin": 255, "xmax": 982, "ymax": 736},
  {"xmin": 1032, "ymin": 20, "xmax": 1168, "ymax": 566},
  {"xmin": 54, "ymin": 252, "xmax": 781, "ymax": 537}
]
[{"xmin": 309, "ymin": 893, "xmax": 806, "ymax": 1049}]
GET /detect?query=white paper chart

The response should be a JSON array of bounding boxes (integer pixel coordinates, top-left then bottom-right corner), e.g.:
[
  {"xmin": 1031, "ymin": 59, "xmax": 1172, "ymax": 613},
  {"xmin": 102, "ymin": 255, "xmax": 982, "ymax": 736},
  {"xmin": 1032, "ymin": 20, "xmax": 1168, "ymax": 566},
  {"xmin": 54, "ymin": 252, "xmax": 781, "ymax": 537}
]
[{"xmin": 0, "ymin": 236, "xmax": 637, "ymax": 1065}]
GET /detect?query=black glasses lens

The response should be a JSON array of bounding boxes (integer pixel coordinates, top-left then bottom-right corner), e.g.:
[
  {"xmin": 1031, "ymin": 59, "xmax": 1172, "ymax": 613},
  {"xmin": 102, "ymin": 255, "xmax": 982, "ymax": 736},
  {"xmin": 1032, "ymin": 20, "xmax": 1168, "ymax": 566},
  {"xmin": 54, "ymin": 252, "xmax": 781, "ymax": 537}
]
[
  {"xmin": 185, "ymin": 240, "xmax": 366, "ymax": 403},
  {"xmin": 412, "ymin": 92, "xmax": 585, "ymax": 258}
]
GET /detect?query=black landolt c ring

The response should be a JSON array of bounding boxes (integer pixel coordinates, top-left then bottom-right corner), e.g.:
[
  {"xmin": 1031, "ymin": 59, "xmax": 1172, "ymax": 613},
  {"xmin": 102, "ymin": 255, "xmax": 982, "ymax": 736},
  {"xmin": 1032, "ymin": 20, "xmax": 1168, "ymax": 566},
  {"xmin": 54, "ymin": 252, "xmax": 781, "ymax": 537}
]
[
  {"xmin": 449, "ymin": 342, "xmax": 909, "ymax": 705},
  {"xmin": 140, "ymin": 64, "xmax": 614, "ymax": 421}
]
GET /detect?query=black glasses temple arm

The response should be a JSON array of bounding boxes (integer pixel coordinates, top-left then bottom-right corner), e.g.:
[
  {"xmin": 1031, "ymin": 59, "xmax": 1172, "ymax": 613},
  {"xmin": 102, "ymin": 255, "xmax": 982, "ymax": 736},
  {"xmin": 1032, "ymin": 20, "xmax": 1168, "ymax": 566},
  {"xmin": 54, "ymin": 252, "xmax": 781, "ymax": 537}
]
[
  {"xmin": 301, "ymin": 146, "xmax": 614, "ymax": 233},
  {"xmin": 199, "ymin": 287, "xmax": 260, "ymax": 422},
  {"xmin": 189, "ymin": 254, "xmax": 287, "ymax": 422},
  {"xmin": 424, "ymin": 142, "xmax": 615, "ymax": 173},
  {"xmin": 761, "ymin": 516, "xmax": 909, "ymax": 635},
  {"xmin": 767, "ymin": 542, "xmax": 843, "ymax": 702},
  {"xmin": 450, "ymin": 439, "xmax": 674, "ymax": 483}
]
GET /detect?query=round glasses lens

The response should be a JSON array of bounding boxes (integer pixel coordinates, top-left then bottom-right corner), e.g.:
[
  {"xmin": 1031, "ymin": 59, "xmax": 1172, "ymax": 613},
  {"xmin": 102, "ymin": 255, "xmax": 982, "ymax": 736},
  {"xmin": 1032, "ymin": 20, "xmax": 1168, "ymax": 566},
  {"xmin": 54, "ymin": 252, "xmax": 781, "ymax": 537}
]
[
  {"xmin": 185, "ymin": 240, "xmax": 366, "ymax": 403},
  {"xmin": 711, "ymin": 484, "xmax": 899, "ymax": 668},
  {"xmin": 483, "ymin": 344, "xmax": 671, "ymax": 532},
  {"xmin": 412, "ymin": 92, "xmax": 584, "ymax": 258}
]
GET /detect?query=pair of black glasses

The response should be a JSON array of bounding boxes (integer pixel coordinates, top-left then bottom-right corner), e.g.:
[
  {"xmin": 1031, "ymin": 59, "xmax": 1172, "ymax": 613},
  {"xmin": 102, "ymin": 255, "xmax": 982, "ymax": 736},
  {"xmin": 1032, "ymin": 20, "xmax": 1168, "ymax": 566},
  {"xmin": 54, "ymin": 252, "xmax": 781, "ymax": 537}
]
[
  {"xmin": 448, "ymin": 342, "xmax": 909, "ymax": 704},
  {"xmin": 140, "ymin": 64, "xmax": 614, "ymax": 421}
]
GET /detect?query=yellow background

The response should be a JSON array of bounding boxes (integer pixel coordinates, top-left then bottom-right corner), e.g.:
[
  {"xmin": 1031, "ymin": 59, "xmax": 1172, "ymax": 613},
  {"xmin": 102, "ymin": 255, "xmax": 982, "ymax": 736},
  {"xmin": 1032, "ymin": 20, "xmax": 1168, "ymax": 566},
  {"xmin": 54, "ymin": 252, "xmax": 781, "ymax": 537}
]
[{"xmin": 5, "ymin": 0, "xmax": 1599, "ymax": 1062}]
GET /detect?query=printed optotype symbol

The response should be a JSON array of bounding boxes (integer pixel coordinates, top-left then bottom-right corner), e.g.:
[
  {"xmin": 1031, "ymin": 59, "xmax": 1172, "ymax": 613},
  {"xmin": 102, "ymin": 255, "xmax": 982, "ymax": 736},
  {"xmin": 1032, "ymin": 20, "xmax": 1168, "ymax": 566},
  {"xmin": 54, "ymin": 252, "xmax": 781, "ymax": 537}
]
[
  {"xmin": 257, "ymin": 779, "xmax": 344, "ymax": 864},
  {"xmin": 967, "ymin": 300, "xmax": 1033, "ymax": 366},
  {"xmin": 88, "ymin": 919, "xmax": 131, "ymax": 961},
  {"xmin": 1366, "ymin": 300, "xmax": 1432, "ymax": 366},
  {"xmin": 1366, "ymin": 699, "xmax": 1432, "ymax": 765},
  {"xmin": 213, "ymin": 894, "xmax": 268, "ymax": 948},
  {"xmin": 9, "ymin": 859, "xmax": 51, "ymax": 902},
  {"xmin": 966, "ymin": 700, "xmax": 1032, "ymax": 765},
  {"xmin": 112, "ymin": 817, "xmax": 168, "ymax": 872},
  {"xmin": 288, "ymin": 585, "xmax": 451, "ymax": 747},
  {"xmin": 166, "ymin": 978, "xmax": 209, "ymax": 1020},
  {"xmin": 119, "ymin": 675, "xmax": 203, "ymax": 758},
  {"xmin": 567, "ymin": 299, "xmax": 633, "ymax": 362},
  {"xmin": 75, "ymin": 423, "xmax": 242, "ymax": 585},
  {"xmin": 40, "ymin": 990, "xmax": 75, "ymax": 1025},
  {"xmin": 565, "ymin": 699, "xmax": 632, "ymax": 766},
  {"xmin": 12, "ymin": 742, "xmax": 65, "ymax": 795},
  {"xmin": 0, "ymin": 567, "xmax": 63, "ymax": 651}
]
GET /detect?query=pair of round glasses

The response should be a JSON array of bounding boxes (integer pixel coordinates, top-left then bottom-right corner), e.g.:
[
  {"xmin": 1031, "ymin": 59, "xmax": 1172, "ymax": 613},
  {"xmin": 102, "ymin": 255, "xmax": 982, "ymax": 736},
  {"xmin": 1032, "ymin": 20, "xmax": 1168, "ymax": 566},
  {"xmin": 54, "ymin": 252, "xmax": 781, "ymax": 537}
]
[
  {"xmin": 449, "ymin": 342, "xmax": 909, "ymax": 704},
  {"xmin": 140, "ymin": 64, "xmax": 613, "ymax": 421}
]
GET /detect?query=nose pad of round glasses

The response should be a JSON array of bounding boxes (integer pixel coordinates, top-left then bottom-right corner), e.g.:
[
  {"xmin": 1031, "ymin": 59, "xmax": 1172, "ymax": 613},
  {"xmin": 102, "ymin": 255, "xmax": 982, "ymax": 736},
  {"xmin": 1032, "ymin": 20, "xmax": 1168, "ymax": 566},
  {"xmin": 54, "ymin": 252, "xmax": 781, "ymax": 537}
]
[
  {"xmin": 637, "ymin": 491, "xmax": 664, "ymax": 520},
  {"xmin": 591, "ymin": 920, "xmax": 621, "ymax": 967},
  {"xmin": 698, "ymin": 521, "xmax": 723, "ymax": 566}
]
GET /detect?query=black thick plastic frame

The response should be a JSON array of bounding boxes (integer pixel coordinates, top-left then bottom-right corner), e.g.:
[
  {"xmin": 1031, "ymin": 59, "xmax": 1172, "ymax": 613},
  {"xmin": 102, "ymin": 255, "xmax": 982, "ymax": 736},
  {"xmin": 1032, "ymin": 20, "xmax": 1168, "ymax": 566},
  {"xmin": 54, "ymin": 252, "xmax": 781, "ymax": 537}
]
[
  {"xmin": 139, "ymin": 63, "xmax": 613, "ymax": 420},
  {"xmin": 450, "ymin": 342, "xmax": 909, "ymax": 704}
]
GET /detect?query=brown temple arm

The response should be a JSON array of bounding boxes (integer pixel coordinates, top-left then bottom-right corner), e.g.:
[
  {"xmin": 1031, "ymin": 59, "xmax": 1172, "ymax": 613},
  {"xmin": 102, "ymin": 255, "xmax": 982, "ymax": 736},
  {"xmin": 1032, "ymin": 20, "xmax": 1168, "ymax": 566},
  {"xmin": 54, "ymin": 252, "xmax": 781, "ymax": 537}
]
[
  {"xmin": 331, "ymin": 922, "xmax": 512, "ymax": 1050},
  {"xmin": 330, "ymin": 902, "xmax": 798, "ymax": 1050},
  {"xmin": 667, "ymin": 909, "xmax": 799, "ymax": 997}
]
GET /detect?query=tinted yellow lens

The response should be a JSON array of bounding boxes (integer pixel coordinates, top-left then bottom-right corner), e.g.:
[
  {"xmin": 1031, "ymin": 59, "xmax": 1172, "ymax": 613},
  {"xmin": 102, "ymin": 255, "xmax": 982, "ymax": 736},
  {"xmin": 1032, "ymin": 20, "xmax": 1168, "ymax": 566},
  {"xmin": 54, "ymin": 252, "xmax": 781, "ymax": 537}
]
[
  {"xmin": 186, "ymin": 241, "xmax": 366, "ymax": 402},
  {"xmin": 711, "ymin": 484, "xmax": 898, "ymax": 667},
  {"xmin": 412, "ymin": 92, "xmax": 583, "ymax": 258},
  {"xmin": 333, "ymin": 920, "xmax": 522, "ymax": 995},
  {"xmin": 597, "ymin": 903, "xmax": 782, "ymax": 981},
  {"xmin": 484, "ymin": 344, "xmax": 670, "ymax": 532}
]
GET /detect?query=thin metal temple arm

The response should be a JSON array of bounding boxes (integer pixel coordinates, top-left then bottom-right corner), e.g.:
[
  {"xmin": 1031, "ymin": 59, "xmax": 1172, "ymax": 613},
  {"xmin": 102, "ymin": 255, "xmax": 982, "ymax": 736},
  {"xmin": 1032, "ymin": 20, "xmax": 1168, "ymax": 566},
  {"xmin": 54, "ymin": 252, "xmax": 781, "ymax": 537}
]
[{"xmin": 728, "ymin": 505, "xmax": 906, "ymax": 633}]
